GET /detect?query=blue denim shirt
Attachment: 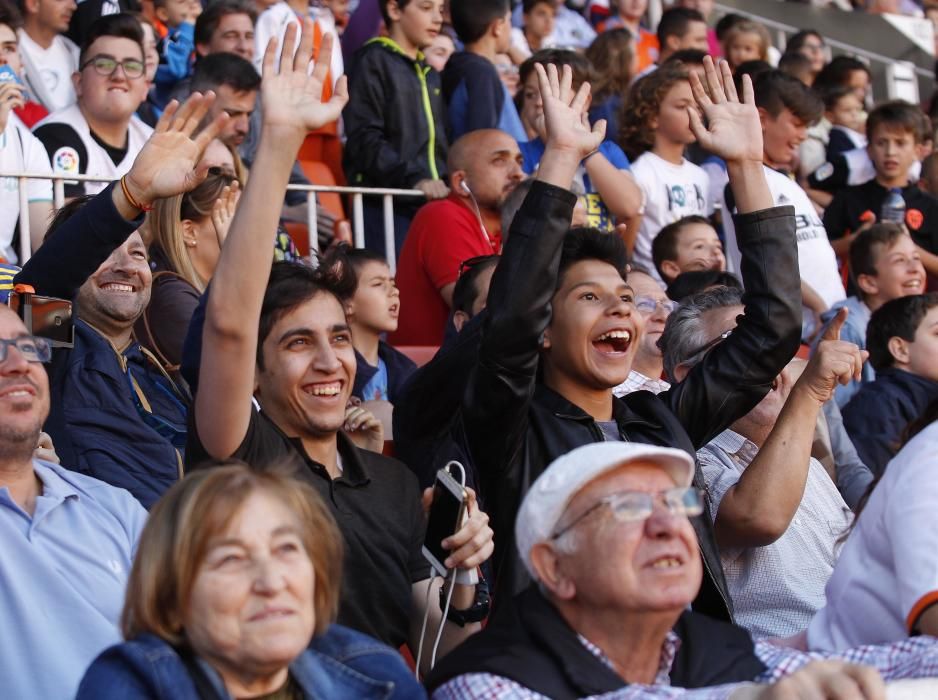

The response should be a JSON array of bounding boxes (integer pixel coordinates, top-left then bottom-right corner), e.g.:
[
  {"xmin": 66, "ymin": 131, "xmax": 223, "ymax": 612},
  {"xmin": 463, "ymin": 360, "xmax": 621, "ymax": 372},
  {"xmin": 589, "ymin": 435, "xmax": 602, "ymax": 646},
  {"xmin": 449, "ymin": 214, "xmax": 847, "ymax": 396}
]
[{"xmin": 76, "ymin": 625, "xmax": 427, "ymax": 700}]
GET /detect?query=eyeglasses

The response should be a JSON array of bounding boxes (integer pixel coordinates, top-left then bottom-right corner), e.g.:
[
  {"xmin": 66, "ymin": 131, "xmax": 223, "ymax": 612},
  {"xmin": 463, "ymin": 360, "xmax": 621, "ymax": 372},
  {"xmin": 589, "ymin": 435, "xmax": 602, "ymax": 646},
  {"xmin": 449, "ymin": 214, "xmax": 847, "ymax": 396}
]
[
  {"xmin": 551, "ymin": 486, "xmax": 703, "ymax": 540},
  {"xmin": 684, "ymin": 328, "xmax": 733, "ymax": 360},
  {"xmin": 0, "ymin": 335, "xmax": 52, "ymax": 364},
  {"xmin": 80, "ymin": 54, "xmax": 146, "ymax": 79},
  {"xmin": 634, "ymin": 295, "xmax": 677, "ymax": 315}
]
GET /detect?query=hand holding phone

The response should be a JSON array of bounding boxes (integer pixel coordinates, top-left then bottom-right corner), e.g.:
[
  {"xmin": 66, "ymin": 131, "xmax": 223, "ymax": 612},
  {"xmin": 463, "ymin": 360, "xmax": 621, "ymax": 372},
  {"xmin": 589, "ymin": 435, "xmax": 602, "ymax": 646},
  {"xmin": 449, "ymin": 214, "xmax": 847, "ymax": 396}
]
[
  {"xmin": 0, "ymin": 66, "xmax": 26, "ymax": 132},
  {"xmin": 422, "ymin": 467, "xmax": 468, "ymax": 577}
]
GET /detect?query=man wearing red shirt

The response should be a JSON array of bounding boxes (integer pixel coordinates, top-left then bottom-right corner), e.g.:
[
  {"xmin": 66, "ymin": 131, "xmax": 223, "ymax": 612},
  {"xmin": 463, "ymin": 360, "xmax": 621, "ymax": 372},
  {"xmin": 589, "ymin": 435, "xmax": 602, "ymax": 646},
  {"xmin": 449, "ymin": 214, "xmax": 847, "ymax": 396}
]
[{"xmin": 391, "ymin": 128, "xmax": 524, "ymax": 346}]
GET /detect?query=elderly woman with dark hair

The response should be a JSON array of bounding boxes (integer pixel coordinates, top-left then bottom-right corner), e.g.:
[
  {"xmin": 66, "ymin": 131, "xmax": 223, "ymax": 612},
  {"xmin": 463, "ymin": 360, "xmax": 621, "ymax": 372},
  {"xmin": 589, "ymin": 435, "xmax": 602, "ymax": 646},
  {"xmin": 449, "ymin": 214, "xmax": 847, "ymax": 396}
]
[{"xmin": 76, "ymin": 463, "xmax": 425, "ymax": 699}]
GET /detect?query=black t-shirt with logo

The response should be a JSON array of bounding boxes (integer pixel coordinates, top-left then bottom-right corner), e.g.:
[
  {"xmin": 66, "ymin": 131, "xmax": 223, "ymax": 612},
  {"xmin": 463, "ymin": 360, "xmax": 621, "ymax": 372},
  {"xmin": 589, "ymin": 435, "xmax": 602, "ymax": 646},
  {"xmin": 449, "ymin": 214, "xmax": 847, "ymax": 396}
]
[
  {"xmin": 187, "ymin": 407, "xmax": 430, "ymax": 650},
  {"xmin": 822, "ymin": 179, "xmax": 938, "ymax": 254}
]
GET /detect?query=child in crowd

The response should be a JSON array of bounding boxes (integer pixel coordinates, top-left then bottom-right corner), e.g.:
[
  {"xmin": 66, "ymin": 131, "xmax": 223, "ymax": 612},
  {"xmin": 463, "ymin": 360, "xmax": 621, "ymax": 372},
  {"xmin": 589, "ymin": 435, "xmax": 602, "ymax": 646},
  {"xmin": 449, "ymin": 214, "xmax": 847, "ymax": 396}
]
[
  {"xmin": 844, "ymin": 293, "xmax": 938, "ymax": 477},
  {"xmin": 675, "ymin": 0, "xmax": 720, "ymax": 56},
  {"xmin": 651, "ymin": 215, "xmax": 726, "ymax": 284},
  {"xmin": 516, "ymin": 50, "xmax": 641, "ymax": 232},
  {"xmin": 823, "ymin": 85, "xmax": 866, "ymax": 160},
  {"xmin": 814, "ymin": 223, "xmax": 927, "ymax": 407},
  {"xmin": 508, "ymin": 0, "xmax": 556, "ymax": 63},
  {"xmin": 620, "ymin": 61, "xmax": 713, "ymax": 283},
  {"xmin": 721, "ymin": 70, "xmax": 845, "ymax": 340},
  {"xmin": 339, "ymin": 247, "xmax": 417, "ymax": 405},
  {"xmin": 596, "ymin": 0, "xmax": 658, "ymax": 73},
  {"xmin": 424, "ymin": 28, "xmax": 455, "ymax": 72},
  {"xmin": 584, "ymin": 28, "xmax": 635, "ymax": 139},
  {"xmin": 722, "ymin": 19, "xmax": 770, "ymax": 72},
  {"xmin": 443, "ymin": 0, "xmax": 526, "ymax": 143},
  {"xmin": 135, "ymin": 15, "xmax": 162, "ymax": 126},
  {"xmin": 777, "ymin": 52, "xmax": 813, "ymax": 86},
  {"xmin": 343, "ymin": 0, "xmax": 449, "ymax": 255},
  {"xmin": 785, "ymin": 29, "xmax": 826, "ymax": 85},
  {"xmin": 822, "ymin": 100, "xmax": 938, "ymax": 275},
  {"xmin": 800, "ymin": 56, "xmax": 872, "ymax": 182},
  {"xmin": 151, "ymin": 0, "xmax": 198, "ymax": 107}
]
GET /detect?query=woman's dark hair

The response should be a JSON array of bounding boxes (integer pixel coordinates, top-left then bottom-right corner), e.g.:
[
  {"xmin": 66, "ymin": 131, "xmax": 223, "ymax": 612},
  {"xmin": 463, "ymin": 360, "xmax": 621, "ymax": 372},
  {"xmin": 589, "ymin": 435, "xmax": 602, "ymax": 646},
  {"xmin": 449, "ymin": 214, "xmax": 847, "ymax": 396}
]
[
  {"xmin": 786, "ymin": 29, "xmax": 824, "ymax": 55},
  {"xmin": 813, "ymin": 55, "xmax": 870, "ymax": 93}
]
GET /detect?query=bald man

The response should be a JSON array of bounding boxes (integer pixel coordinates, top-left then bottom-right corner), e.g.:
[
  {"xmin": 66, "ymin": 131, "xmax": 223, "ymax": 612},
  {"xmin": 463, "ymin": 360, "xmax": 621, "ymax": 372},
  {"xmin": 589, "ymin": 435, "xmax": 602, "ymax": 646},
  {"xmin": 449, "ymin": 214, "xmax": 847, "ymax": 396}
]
[{"xmin": 391, "ymin": 129, "xmax": 524, "ymax": 346}]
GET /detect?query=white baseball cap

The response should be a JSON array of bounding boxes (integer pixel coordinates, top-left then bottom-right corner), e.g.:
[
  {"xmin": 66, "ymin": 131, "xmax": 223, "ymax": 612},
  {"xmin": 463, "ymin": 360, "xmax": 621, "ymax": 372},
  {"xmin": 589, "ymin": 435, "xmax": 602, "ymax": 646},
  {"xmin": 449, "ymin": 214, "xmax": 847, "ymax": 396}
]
[{"xmin": 515, "ymin": 442, "xmax": 695, "ymax": 581}]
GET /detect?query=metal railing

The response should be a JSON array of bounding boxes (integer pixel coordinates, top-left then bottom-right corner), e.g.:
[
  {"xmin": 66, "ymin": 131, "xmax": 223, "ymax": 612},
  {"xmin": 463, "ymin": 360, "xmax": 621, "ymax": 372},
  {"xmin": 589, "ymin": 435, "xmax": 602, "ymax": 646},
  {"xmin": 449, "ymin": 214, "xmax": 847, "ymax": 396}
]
[
  {"xmin": 2, "ymin": 171, "xmax": 424, "ymax": 274},
  {"xmin": 713, "ymin": 2, "xmax": 935, "ymax": 90}
]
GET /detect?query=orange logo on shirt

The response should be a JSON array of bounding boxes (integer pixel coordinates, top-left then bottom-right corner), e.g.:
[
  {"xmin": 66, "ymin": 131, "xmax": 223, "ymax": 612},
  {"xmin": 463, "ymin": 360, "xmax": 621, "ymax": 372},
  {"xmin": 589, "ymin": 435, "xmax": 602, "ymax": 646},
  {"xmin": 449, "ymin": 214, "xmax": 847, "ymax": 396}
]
[
  {"xmin": 906, "ymin": 209, "xmax": 924, "ymax": 231},
  {"xmin": 859, "ymin": 210, "xmax": 875, "ymax": 223}
]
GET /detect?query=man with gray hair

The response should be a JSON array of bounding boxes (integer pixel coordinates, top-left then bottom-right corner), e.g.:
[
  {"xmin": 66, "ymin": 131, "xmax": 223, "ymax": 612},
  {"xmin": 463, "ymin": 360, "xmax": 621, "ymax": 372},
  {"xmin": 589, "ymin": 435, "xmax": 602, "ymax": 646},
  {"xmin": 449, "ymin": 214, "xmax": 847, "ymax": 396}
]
[
  {"xmin": 661, "ymin": 287, "xmax": 866, "ymax": 639},
  {"xmin": 427, "ymin": 441, "xmax": 938, "ymax": 699}
]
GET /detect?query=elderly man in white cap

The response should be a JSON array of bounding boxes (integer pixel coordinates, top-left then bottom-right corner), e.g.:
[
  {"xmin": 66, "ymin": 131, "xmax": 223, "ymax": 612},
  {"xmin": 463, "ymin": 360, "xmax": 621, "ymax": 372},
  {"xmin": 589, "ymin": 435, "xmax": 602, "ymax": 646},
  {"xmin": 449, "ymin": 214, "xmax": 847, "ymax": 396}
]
[{"xmin": 427, "ymin": 441, "xmax": 938, "ymax": 700}]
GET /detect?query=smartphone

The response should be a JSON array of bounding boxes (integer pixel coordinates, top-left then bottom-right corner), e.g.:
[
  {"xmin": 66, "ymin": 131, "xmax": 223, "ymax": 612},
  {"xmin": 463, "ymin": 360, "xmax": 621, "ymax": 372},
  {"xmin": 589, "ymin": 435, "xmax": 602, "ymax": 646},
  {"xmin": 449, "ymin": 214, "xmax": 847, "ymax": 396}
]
[
  {"xmin": 8, "ymin": 289, "xmax": 74, "ymax": 347},
  {"xmin": 0, "ymin": 65, "xmax": 29, "ymax": 101},
  {"xmin": 422, "ymin": 467, "xmax": 467, "ymax": 577}
]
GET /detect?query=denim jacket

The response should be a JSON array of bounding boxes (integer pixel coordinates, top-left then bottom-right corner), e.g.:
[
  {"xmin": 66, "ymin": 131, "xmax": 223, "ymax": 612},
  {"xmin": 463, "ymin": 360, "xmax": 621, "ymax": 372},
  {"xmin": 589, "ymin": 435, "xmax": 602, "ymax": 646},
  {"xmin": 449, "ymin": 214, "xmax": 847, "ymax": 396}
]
[{"xmin": 76, "ymin": 625, "xmax": 426, "ymax": 700}]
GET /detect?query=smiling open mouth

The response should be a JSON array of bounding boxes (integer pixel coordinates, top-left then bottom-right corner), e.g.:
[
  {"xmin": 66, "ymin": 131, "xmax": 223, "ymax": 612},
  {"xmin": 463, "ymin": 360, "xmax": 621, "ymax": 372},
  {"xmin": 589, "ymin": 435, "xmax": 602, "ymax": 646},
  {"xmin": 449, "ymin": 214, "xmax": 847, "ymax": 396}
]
[{"xmin": 593, "ymin": 330, "xmax": 632, "ymax": 353}]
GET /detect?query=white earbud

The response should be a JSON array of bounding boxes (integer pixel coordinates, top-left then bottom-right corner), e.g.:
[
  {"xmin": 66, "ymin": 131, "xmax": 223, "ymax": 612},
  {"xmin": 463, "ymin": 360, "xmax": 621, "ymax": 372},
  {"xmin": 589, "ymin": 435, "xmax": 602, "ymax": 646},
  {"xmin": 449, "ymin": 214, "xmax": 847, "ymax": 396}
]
[{"xmin": 460, "ymin": 181, "xmax": 472, "ymax": 195}]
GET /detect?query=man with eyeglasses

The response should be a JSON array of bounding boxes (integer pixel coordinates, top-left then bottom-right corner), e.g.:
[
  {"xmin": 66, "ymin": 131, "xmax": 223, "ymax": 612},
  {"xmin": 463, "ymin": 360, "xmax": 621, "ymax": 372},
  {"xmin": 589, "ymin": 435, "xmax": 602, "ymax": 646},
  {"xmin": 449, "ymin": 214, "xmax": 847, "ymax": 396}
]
[
  {"xmin": 661, "ymin": 286, "xmax": 864, "ymax": 640},
  {"xmin": 428, "ymin": 441, "xmax": 938, "ymax": 699},
  {"xmin": 613, "ymin": 266, "xmax": 676, "ymax": 397},
  {"xmin": 0, "ymin": 304, "xmax": 148, "ymax": 699},
  {"xmin": 33, "ymin": 13, "xmax": 151, "ymax": 200}
]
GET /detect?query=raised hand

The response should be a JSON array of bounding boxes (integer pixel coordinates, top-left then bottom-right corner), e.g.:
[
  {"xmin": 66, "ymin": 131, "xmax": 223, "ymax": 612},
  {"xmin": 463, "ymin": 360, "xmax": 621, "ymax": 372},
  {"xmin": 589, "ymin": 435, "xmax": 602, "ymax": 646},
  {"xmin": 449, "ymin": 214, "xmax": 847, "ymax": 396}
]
[
  {"xmin": 687, "ymin": 56, "xmax": 763, "ymax": 164},
  {"xmin": 0, "ymin": 81, "xmax": 25, "ymax": 134},
  {"xmin": 260, "ymin": 20, "xmax": 349, "ymax": 139},
  {"xmin": 124, "ymin": 92, "xmax": 227, "ymax": 206},
  {"xmin": 798, "ymin": 307, "xmax": 868, "ymax": 404},
  {"xmin": 535, "ymin": 62, "xmax": 605, "ymax": 161},
  {"xmin": 211, "ymin": 180, "xmax": 240, "ymax": 245}
]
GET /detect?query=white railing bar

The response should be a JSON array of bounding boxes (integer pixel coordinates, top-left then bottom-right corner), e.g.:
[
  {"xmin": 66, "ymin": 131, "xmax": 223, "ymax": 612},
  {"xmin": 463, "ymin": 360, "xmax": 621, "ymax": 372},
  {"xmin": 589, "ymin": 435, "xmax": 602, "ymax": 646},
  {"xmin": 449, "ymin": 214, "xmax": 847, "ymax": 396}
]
[
  {"xmin": 306, "ymin": 190, "xmax": 318, "ymax": 256},
  {"xmin": 53, "ymin": 178, "xmax": 64, "ymax": 210},
  {"xmin": 714, "ymin": 3, "xmax": 934, "ymax": 80},
  {"xmin": 17, "ymin": 177, "xmax": 30, "ymax": 264},
  {"xmin": 352, "ymin": 193, "xmax": 365, "ymax": 249},
  {"xmin": 383, "ymin": 194, "xmax": 396, "ymax": 275}
]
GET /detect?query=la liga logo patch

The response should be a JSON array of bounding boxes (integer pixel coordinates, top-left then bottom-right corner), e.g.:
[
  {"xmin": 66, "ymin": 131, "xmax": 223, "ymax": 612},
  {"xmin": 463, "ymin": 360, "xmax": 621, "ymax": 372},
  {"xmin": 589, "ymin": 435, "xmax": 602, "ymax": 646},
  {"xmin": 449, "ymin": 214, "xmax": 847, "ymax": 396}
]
[{"xmin": 52, "ymin": 147, "xmax": 79, "ymax": 175}]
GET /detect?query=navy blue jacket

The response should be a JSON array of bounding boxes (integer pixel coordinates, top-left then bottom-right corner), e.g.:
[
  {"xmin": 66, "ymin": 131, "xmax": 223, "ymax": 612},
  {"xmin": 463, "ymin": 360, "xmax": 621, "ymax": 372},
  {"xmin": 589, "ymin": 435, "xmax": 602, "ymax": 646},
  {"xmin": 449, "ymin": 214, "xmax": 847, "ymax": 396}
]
[
  {"xmin": 843, "ymin": 367, "xmax": 938, "ymax": 478},
  {"xmin": 352, "ymin": 340, "xmax": 417, "ymax": 403},
  {"xmin": 15, "ymin": 184, "xmax": 186, "ymax": 508},
  {"xmin": 442, "ymin": 51, "xmax": 527, "ymax": 143},
  {"xmin": 77, "ymin": 625, "xmax": 426, "ymax": 700}
]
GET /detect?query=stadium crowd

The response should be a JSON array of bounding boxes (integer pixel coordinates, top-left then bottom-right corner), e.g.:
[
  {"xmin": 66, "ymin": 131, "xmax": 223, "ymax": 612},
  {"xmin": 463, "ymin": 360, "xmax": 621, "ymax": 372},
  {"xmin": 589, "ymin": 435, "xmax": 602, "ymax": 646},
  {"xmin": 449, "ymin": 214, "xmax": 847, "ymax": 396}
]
[{"xmin": 4, "ymin": 0, "xmax": 938, "ymax": 698}]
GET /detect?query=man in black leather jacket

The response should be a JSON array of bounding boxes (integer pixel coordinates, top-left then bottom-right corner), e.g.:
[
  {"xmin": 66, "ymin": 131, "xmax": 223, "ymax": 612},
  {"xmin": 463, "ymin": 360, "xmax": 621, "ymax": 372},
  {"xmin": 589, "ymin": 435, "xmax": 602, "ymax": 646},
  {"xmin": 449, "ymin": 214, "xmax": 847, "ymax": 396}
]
[{"xmin": 457, "ymin": 58, "xmax": 802, "ymax": 621}]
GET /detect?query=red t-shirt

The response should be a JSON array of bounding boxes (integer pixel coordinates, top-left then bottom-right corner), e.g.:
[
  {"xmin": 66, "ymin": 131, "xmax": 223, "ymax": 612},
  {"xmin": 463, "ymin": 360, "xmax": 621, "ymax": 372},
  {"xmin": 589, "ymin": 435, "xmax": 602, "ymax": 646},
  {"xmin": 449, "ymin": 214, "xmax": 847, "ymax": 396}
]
[{"xmin": 390, "ymin": 196, "xmax": 500, "ymax": 346}]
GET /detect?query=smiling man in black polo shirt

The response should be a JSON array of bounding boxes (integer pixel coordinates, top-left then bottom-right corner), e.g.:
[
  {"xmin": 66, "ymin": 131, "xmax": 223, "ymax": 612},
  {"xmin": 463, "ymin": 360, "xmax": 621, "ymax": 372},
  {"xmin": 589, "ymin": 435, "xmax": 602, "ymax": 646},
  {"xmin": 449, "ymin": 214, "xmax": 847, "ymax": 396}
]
[{"xmin": 187, "ymin": 24, "xmax": 494, "ymax": 667}]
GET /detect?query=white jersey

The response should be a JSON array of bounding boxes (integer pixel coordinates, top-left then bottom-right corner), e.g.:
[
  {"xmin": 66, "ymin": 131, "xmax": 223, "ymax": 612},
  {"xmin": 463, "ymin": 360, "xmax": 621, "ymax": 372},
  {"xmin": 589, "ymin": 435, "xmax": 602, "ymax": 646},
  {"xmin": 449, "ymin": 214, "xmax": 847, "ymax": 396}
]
[
  {"xmin": 17, "ymin": 31, "xmax": 79, "ymax": 113},
  {"xmin": 808, "ymin": 421, "xmax": 938, "ymax": 651},
  {"xmin": 33, "ymin": 104, "xmax": 153, "ymax": 196},
  {"xmin": 253, "ymin": 2, "xmax": 343, "ymax": 83},
  {"xmin": 721, "ymin": 165, "xmax": 845, "ymax": 337},
  {"xmin": 0, "ymin": 113, "xmax": 53, "ymax": 263},
  {"xmin": 631, "ymin": 151, "xmax": 712, "ymax": 284}
]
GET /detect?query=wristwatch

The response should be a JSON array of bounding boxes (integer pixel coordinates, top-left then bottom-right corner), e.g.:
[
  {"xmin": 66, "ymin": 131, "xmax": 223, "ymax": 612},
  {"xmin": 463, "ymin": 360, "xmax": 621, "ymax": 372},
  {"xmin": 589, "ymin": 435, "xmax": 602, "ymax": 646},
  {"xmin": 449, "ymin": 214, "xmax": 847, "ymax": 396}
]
[{"xmin": 440, "ymin": 578, "xmax": 490, "ymax": 627}]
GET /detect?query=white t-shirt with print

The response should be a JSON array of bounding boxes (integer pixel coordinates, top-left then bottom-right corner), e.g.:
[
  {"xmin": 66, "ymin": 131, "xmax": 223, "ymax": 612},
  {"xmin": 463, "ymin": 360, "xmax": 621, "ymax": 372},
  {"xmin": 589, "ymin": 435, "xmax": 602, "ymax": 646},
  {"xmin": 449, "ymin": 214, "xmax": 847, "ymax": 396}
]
[
  {"xmin": 17, "ymin": 31, "xmax": 78, "ymax": 113},
  {"xmin": 721, "ymin": 165, "xmax": 845, "ymax": 337},
  {"xmin": 0, "ymin": 113, "xmax": 52, "ymax": 263},
  {"xmin": 631, "ymin": 151, "xmax": 712, "ymax": 284}
]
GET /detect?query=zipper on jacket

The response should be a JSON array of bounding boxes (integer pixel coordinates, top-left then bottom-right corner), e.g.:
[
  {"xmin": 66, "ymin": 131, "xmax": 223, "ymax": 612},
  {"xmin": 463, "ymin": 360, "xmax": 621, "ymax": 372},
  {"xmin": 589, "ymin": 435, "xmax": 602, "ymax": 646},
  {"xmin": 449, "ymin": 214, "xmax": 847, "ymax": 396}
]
[
  {"xmin": 415, "ymin": 63, "xmax": 439, "ymax": 180},
  {"xmin": 366, "ymin": 37, "xmax": 440, "ymax": 181}
]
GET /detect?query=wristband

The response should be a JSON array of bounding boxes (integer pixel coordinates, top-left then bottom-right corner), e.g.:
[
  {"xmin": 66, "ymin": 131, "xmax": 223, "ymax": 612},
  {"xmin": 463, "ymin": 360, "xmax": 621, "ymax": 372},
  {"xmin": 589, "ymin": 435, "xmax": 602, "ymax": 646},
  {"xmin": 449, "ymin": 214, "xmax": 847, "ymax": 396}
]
[
  {"xmin": 120, "ymin": 176, "xmax": 153, "ymax": 212},
  {"xmin": 582, "ymin": 149, "xmax": 600, "ymax": 164},
  {"xmin": 440, "ymin": 578, "xmax": 490, "ymax": 627}
]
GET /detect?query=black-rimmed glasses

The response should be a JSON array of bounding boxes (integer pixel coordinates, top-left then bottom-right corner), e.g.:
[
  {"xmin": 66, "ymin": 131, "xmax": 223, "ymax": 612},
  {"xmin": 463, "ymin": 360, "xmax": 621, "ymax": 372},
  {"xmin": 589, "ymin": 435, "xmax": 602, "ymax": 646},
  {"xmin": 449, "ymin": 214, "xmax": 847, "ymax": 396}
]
[
  {"xmin": 0, "ymin": 335, "xmax": 52, "ymax": 364},
  {"xmin": 80, "ymin": 55, "xmax": 145, "ymax": 79}
]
